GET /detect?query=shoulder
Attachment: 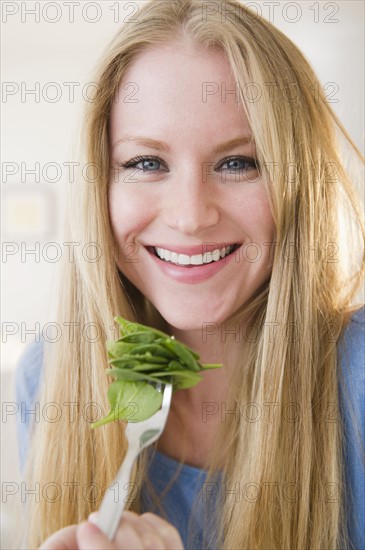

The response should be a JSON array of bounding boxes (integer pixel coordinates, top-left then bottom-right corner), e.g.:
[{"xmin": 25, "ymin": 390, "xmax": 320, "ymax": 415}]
[
  {"xmin": 15, "ymin": 339, "xmax": 44, "ymax": 406},
  {"xmin": 337, "ymin": 307, "xmax": 365, "ymax": 550},
  {"xmin": 336, "ymin": 301, "xmax": 365, "ymax": 505},
  {"xmin": 337, "ymin": 305, "xmax": 365, "ymax": 413},
  {"xmin": 337, "ymin": 305, "xmax": 365, "ymax": 381},
  {"xmin": 15, "ymin": 339, "xmax": 44, "ymax": 472}
]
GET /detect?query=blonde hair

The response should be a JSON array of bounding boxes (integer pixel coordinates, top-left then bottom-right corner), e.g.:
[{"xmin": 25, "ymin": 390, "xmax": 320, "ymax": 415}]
[{"xmin": 24, "ymin": 1, "xmax": 364, "ymax": 548}]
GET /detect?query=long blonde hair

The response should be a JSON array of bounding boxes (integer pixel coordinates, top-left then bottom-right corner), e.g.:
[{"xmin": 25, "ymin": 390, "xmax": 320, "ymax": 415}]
[{"xmin": 25, "ymin": 1, "xmax": 364, "ymax": 548}]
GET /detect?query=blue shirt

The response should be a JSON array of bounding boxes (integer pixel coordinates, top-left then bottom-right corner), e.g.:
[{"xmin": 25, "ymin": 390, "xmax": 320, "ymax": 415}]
[{"xmin": 15, "ymin": 307, "xmax": 365, "ymax": 549}]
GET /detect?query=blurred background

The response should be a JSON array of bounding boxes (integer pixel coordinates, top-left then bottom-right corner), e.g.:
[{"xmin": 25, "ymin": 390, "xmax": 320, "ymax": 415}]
[{"xmin": 1, "ymin": 1, "xmax": 364, "ymax": 548}]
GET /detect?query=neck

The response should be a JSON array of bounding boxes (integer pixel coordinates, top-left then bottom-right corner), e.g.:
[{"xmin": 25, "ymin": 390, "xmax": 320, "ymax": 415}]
[
  {"xmin": 168, "ymin": 316, "xmax": 248, "ymax": 365},
  {"xmin": 166, "ymin": 324, "xmax": 230, "ymax": 409},
  {"xmin": 156, "ymin": 322, "xmax": 244, "ymax": 468}
]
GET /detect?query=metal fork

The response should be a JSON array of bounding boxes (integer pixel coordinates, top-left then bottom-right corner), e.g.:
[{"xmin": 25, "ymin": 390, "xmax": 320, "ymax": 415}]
[{"xmin": 93, "ymin": 382, "xmax": 173, "ymax": 540}]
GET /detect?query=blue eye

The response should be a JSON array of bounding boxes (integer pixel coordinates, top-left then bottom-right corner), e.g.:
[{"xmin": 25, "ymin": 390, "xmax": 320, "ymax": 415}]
[
  {"xmin": 226, "ymin": 158, "xmax": 246, "ymax": 170},
  {"xmin": 218, "ymin": 156, "xmax": 258, "ymax": 172},
  {"xmin": 138, "ymin": 159, "xmax": 161, "ymax": 171},
  {"xmin": 119, "ymin": 156, "xmax": 167, "ymax": 172}
]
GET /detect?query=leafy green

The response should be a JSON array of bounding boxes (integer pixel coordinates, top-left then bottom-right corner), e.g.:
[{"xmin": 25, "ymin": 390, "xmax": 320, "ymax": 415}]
[
  {"xmin": 91, "ymin": 381, "xmax": 163, "ymax": 427},
  {"xmin": 91, "ymin": 316, "xmax": 223, "ymax": 428}
]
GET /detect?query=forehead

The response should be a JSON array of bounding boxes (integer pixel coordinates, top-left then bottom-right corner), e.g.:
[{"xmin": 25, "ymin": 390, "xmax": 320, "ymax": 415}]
[
  {"xmin": 109, "ymin": 42, "xmax": 251, "ymax": 145},
  {"xmin": 115, "ymin": 42, "xmax": 232, "ymax": 99}
]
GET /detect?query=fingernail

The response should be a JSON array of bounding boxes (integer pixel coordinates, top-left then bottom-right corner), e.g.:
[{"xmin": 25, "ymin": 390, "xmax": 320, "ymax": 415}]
[
  {"xmin": 79, "ymin": 520, "xmax": 100, "ymax": 536},
  {"xmin": 88, "ymin": 512, "xmax": 98, "ymax": 524}
]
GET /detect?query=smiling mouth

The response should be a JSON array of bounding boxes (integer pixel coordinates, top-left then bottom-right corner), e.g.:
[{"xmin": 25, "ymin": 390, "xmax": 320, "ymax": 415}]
[{"xmin": 149, "ymin": 244, "xmax": 240, "ymax": 266}]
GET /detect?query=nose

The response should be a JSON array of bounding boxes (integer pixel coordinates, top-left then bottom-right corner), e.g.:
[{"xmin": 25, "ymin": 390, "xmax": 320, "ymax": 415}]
[{"xmin": 162, "ymin": 166, "xmax": 220, "ymax": 235}]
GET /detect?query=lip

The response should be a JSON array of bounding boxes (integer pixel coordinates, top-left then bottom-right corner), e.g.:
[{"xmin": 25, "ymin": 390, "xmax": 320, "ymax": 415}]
[
  {"xmin": 146, "ymin": 242, "xmax": 238, "ymax": 256},
  {"xmin": 145, "ymin": 243, "xmax": 240, "ymax": 284}
]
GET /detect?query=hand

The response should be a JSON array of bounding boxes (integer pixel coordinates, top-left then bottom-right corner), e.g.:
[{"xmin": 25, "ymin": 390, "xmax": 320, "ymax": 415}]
[{"xmin": 39, "ymin": 510, "xmax": 184, "ymax": 549}]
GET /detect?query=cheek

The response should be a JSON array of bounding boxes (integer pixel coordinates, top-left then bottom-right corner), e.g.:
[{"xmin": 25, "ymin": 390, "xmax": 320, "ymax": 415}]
[
  {"xmin": 108, "ymin": 181, "xmax": 154, "ymax": 241},
  {"xmin": 234, "ymin": 187, "xmax": 275, "ymax": 240},
  {"xmin": 258, "ymin": 201, "xmax": 275, "ymax": 239}
]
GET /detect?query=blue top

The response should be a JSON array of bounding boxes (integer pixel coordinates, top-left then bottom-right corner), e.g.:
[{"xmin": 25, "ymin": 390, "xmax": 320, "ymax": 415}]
[{"xmin": 15, "ymin": 307, "xmax": 365, "ymax": 549}]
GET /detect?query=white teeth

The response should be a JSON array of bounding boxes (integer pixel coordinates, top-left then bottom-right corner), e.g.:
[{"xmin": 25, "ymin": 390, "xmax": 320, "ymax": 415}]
[
  {"xmin": 154, "ymin": 245, "xmax": 236, "ymax": 266},
  {"xmin": 178, "ymin": 254, "xmax": 190, "ymax": 265},
  {"xmin": 191, "ymin": 254, "xmax": 203, "ymax": 265},
  {"xmin": 212, "ymin": 249, "xmax": 221, "ymax": 261},
  {"xmin": 202, "ymin": 249, "xmax": 220, "ymax": 263}
]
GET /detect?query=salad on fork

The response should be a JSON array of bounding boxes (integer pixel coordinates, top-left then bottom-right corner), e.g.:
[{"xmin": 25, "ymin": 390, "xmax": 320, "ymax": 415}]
[{"xmin": 91, "ymin": 316, "xmax": 222, "ymax": 539}]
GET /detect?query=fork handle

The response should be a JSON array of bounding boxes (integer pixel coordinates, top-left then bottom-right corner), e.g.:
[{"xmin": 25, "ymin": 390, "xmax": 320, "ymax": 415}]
[{"xmin": 93, "ymin": 442, "xmax": 140, "ymax": 540}]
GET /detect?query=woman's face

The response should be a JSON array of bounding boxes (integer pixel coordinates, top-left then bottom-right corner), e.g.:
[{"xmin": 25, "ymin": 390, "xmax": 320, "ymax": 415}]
[{"xmin": 108, "ymin": 42, "xmax": 275, "ymax": 330}]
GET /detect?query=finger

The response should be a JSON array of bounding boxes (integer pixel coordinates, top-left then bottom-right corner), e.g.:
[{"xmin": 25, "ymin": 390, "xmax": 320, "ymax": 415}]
[
  {"xmin": 114, "ymin": 511, "xmax": 167, "ymax": 550},
  {"xmin": 141, "ymin": 513, "xmax": 184, "ymax": 550},
  {"xmin": 87, "ymin": 511, "xmax": 144, "ymax": 549},
  {"xmin": 76, "ymin": 521, "xmax": 115, "ymax": 550},
  {"xmin": 78, "ymin": 518, "xmax": 146, "ymax": 550},
  {"xmin": 115, "ymin": 511, "xmax": 183, "ymax": 550},
  {"xmin": 83, "ymin": 511, "xmax": 184, "ymax": 550},
  {"xmin": 39, "ymin": 525, "xmax": 78, "ymax": 550}
]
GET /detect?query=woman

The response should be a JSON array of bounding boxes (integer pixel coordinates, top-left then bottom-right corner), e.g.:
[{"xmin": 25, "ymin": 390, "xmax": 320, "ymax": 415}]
[{"xmin": 16, "ymin": 0, "xmax": 364, "ymax": 548}]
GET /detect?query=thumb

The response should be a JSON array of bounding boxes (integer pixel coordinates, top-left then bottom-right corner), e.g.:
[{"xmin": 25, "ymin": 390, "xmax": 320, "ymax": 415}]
[{"xmin": 76, "ymin": 521, "xmax": 115, "ymax": 550}]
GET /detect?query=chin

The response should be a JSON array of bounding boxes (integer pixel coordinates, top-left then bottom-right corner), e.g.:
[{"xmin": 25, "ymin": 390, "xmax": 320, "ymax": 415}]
[{"xmin": 153, "ymin": 299, "xmax": 235, "ymax": 333}]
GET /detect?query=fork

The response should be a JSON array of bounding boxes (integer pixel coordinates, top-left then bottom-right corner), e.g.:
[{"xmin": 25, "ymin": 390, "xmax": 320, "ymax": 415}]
[{"xmin": 93, "ymin": 382, "xmax": 173, "ymax": 540}]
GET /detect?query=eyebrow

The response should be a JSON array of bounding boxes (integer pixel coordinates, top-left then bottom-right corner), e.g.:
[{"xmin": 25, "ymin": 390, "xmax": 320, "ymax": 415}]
[{"xmin": 111, "ymin": 136, "xmax": 255, "ymax": 154}]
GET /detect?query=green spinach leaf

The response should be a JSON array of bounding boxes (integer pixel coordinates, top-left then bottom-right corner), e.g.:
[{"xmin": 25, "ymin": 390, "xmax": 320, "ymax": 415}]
[{"xmin": 91, "ymin": 316, "xmax": 222, "ymax": 428}]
